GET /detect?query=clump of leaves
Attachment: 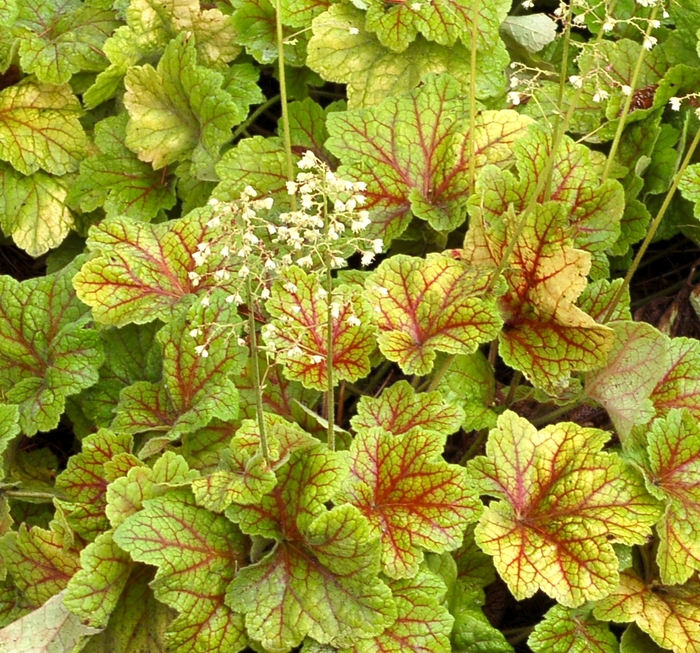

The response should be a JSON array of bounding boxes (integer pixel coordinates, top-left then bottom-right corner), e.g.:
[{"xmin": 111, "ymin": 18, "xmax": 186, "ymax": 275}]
[{"xmin": 2, "ymin": 0, "xmax": 700, "ymax": 652}]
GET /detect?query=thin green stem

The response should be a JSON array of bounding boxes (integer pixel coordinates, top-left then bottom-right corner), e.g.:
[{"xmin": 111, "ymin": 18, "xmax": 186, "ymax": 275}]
[
  {"xmin": 323, "ymin": 201, "xmax": 335, "ymax": 451},
  {"xmin": 530, "ymin": 400, "xmax": 580, "ymax": 427},
  {"xmin": 427, "ymin": 354, "xmax": 455, "ymax": 392},
  {"xmin": 3, "ymin": 490, "xmax": 63, "ymax": 501},
  {"xmin": 504, "ymin": 370, "xmax": 522, "ymax": 407},
  {"xmin": 601, "ymin": 5, "xmax": 659, "ymax": 183},
  {"xmin": 231, "ymin": 95, "xmax": 281, "ymax": 142},
  {"xmin": 604, "ymin": 123, "xmax": 700, "ymax": 322},
  {"xmin": 458, "ymin": 428, "xmax": 489, "ymax": 466},
  {"xmin": 274, "ymin": 0, "xmax": 295, "ymax": 191},
  {"xmin": 246, "ymin": 277, "xmax": 270, "ymax": 466},
  {"xmin": 467, "ymin": 0, "xmax": 479, "ymax": 194}
]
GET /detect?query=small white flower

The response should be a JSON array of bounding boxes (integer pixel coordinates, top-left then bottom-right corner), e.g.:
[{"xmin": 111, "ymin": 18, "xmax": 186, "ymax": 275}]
[
  {"xmin": 330, "ymin": 302, "xmax": 341, "ymax": 319},
  {"xmin": 650, "ymin": 19, "xmax": 660, "ymax": 28},
  {"xmin": 260, "ymin": 197, "xmax": 274, "ymax": 210},
  {"xmin": 201, "ymin": 296, "xmax": 210, "ymax": 307},
  {"xmin": 411, "ymin": 2, "xmax": 421, "ymax": 9},
  {"xmin": 521, "ymin": 0, "xmax": 533, "ymax": 7},
  {"xmin": 284, "ymin": 282, "xmax": 298, "ymax": 293},
  {"xmin": 221, "ymin": 245, "xmax": 230, "ymax": 258},
  {"xmin": 207, "ymin": 216, "xmax": 221, "ymax": 228},
  {"xmin": 602, "ymin": 16, "xmax": 616, "ymax": 31},
  {"xmin": 643, "ymin": 35, "xmax": 657, "ymax": 50},
  {"xmin": 264, "ymin": 258, "xmax": 276, "ymax": 270},
  {"xmin": 238, "ymin": 265, "xmax": 250, "ymax": 278},
  {"xmin": 507, "ymin": 91, "xmax": 521, "ymax": 106},
  {"xmin": 208, "ymin": 198, "xmax": 220, "ymax": 206},
  {"xmin": 189, "ymin": 328, "xmax": 201, "ymax": 338},
  {"xmin": 188, "ymin": 271, "xmax": 201, "ymax": 286},
  {"xmin": 297, "ymin": 255, "xmax": 314, "ymax": 267},
  {"xmin": 310, "ymin": 354, "xmax": 324, "ymax": 364},
  {"xmin": 361, "ymin": 252, "xmax": 375, "ymax": 266},
  {"xmin": 286, "ymin": 181, "xmax": 298, "ymax": 195},
  {"xmin": 288, "ymin": 346, "xmax": 303, "ymax": 358},
  {"xmin": 194, "ymin": 345, "xmax": 209, "ymax": 358},
  {"xmin": 592, "ymin": 89, "xmax": 609, "ymax": 103},
  {"xmin": 238, "ymin": 337, "xmax": 246, "ymax": 347},
  {"xmin": 372, "ymin": 238, "xmax": 384, "ymax": 253},
  {"xmin": 244, "ymin": 185, "xmax": 257, "ymax": 197},
  {"xmin": 349, "ymin": 26, "xmax": 360, "ymax": 35},
  {"xmin": 621, "ymin": 85, "xmax": 632, "ymax": 96},
  {"xmin": 331, "ymin": 256, "xmax": 345, "ymax": 268},
  {"xmin": 669, "ymin": 96, "xmax": 682, "ymax": 111},
  {"xmin": 377, "ymin": 286, "xmax": 389, "ymax": 297},
  {"xmin": 354, "ymin": 181, "xmax": 367, "ymax": 192},
  {"xmin": 291, "ymin": 305, "xmax": 302, "ymax": 313},
  {"xmin": 347, "ymin": 315, "xmax": 361, "ymax": 327},
  {"xmin": 572, "ymin": 13, "xmax": 585, "ymax": 25},
  {"xmin": 569, "ymin": 75, "xmax": 583, "ymax": 89},
  {"xmin": 260, "ymin": 287, "xmax": 271, "ymax": 299},
  {"xmin": 334, "ymin": 199, "xmax": 346, "ymax": 212},
  {"xmin": 226, "ymin": 295, "xmax": 235, "ymax": 304}
]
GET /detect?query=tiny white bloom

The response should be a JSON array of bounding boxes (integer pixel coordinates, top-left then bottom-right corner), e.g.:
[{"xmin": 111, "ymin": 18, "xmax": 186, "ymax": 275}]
[
  {"xmin": 669, "ymin": 96, "xmax": 682, "ymax": 111},
  {"xmin": 244, "ymin": 185, "xmax": 257, "ymax": 197},
  {"xmin": 208, "ymin": 198, "xmax": 220, "ymax": 206},
  {"xmin": 621, "ymin": 85, "xmax": 632, "ymax": 96},
  {"xmin": 507, "ymin": 91, "xmax": 521, "ymax": 106},
  {"xmin": 201, "ymin": 296, "xmax": 210, "ymax": 307},
  {"xmin": 238, "ymin": 265, "xmax": 250, "ymax": 278},
  {"xmin": 602, "ymin": 16, "xmax": 616, "ymax": 31},
  {"xmin": 650, "ymin": 19, "xmax": 660, "ymax": 28},
  {"xmin": 377, "ymin": 286, "xmax": 389, "ymax": 297},
  {"xmin": 189, "ymin": 328, "xmax": 201, "ymax": 338},
  {"xmin": 521, "ymin": 0, "xmax": 533, "ymax": 8},
  {"xmin": 238, "ymin": 337, "xmax": 246, "ymax": 347},
  {"xmin": 291, "ymin": 305, "xmax": 302, "ymax": 313},
  {"xmin": 286, "ymin": 181, "xmax": 298, "ymax": 195},
  {"xmin": 194, "ymin": 344, "xmax": 209, "ymax": 358},
  {"xmin": 347, "ymin": 315, "xmax": 361, "ymax": 327},
  {"xmin": 349, "ymin": 26, "xmax": 360, "ymax": 35},
  {"xmin": 310, "ymin": 354, "xmax": 324, "ymax": 364},
  {"xmin": 643, "ymin": 35, "xmax": 657, "ymax": 50},
  {"xmin": 207, "ymin": 216, "xmax": 221, "ymax": 228},
  {"xmin": 569, "ymin": 75, "xmax": 583, "ymax": 89},
  {"xmin": 411, "ymin": 2, "xmax": 421, "ymax": 9},
  {"xmin": 260, "ymin": 287, "xmax": 271, "ymax": 299},
  {"xmin": 372, "ymin": 238, "xmax": 384, "ymax": 253},
  {"xmin": 221, "ymin": 245, "xmax": 230, "ymax": 257}
]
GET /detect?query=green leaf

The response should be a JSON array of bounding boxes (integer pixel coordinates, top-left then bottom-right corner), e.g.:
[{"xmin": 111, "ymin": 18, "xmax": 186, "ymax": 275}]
[
  {"xmin": 340, "ymin": 427, "xmax": 481, "ymax": 578},
  {"xmin": 67, "ymin": 114, "xmax": 177, "ymax": 221},
  {"xmin": 73, "ymin": 207, "xmax": 235, "ymax": 326},
  {"xmin": 15, "ymin": 0, "xmax": 119, "ymax": 84},
  {"xmin": 79, "ymin": 565, "xmax": 171, "ymax": 653},
  {"xmin": 632, "ymin": 410, "xmax": 700, "ymax": 585},
  {"xmin": 114, "ymin": 488, "xmax": 248, "ymax": 653},
  {"xmin": 0, "ymin": 259, "xmax": 103, "ymax": 436},
  {"xmin": 192, "ymin": 413, "xmax": 316, "ymax": 512},
  {"xmin": 78, "ymin": 322, "xmax": 162, "ymax": 428},
  {"xmin": 470, "ymin": 124, "xmax": 625, "ymax": 278},
  {"xmin": 450, "ymin": 583, "xmax": 512, "ymax": 653},
  {"xmin": 620, "ymin": 624, "xmax": 666, "ymax": 653},
  {"xmin": 0, "ymin": 79, "xmax": 86, "ymax": 176},
  {"xmin": 339, "ymin": 568, "xmax": 454, "ymax": 653},
  {"xmin": 593, "ymin": 571, "xmax": 700, "ymax": 653},
  {"xmin": 351, "ymin": 380, "xmax": 464, "ymax": 439},
  {"xmin": 307, "ymin": 5, "xmax": 508, "ymax": 109},
  {"xmin": 226, "ymin": 445, "xmax": 396, "ymax": 651},
  {"xmin": 85, "ymin": 0, "xmax": 241, "ymax": 107},
  {"xmin": 106, "ymin": 452, "xmax": 198, "ymax": 528},
  {"xmin": 54, "ymin": 430, "xmax": 136, "ymax": 541},
  {"xmin": 467, "ymin": 411, "xmax": 662, "ymax": 607},
  {"xmin": 0, "ymin": 520, "xmax": 81, "ymax": 607},
  {"xmin": 365, "ymin": 253, "xmax": 502, "ymax": 376},
  {"xmin": 584, "ymin": 321, "xmax": 669, "ymax": 436},
  {"xmin": 500, "ymin": 14, "xmax": 557, "ymax": 54},
  {"xmin": 326, "ymin": 74, "xmax": 531, "ymax": 239},
  {"xmin": 434, "ymin": 352, "xmax": 497, "ymax": 431},
  {"xmin": 577, "ymin": 278, "xmax": 631, "ymax": 324},
  {"xmin": 0, "ymin": 163, "xmax": 73, "ymax": 257},
  {"xmin": 679, "ymin": 163, "xmax": 700, "ymax": 220},
  {"xmin": 0, "ymin": 591, "xmax": 101, "ymax": 653},
  {"xmin": 231, "ymin": 0, "xmax": 309, "ymax": 65},
  {"xmin": 529, "ymin": 604, "xmax": 618, "ymax": 653},
  {"xmin": 0, "ymin": 405, "xmax": 20, "ymax": 482},
  {"xmin": 363, "ymin": 0, "xmax": 509, "ymax": 54},
  {"xmin": 111, "ymin": 300, "xmax": 243, "ymax": 452},
  {"xmin": 463, "ymin": 199, "xmax": 615, "ymax": 391},
  {"xmin": 62, "ymin": 530, "xmax": 131, "ymax": 629},
  {"xmin": 124, "ymin": 33, "xmax": 248, "ymax": 173},
  {"xmin": 265, "ymin": 266, "xmax": 376, "ymax": 390},
  {"xmin": 650, "ymin": 337, "xmax": 700, "ymax": 418}
]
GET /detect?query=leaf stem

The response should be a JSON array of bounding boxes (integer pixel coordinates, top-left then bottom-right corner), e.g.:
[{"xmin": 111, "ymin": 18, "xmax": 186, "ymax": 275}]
[
  {"xmin": 323, "ymin": 198, "xmax": 335, "ymax": 451},
  {"xmin": 274, "ymin": 0, "xmax": 296, "ymax": 189},
  {"xmin": 601, "ymin": 5, "xmax": 659, "ymax": 183},
  {"xmin": 504, "ymin": 370, "xmax": 522, "ymax": 407},
  {"xmin": 247, "ymin": 277, "xmax": 270, "ymax": 466},
  {"xmin": 231, "ymin": 95, "xmax": 281, "ymax": 142},
  {"xmin": 458, "ymin": 428, "xmax": 488, "ymax": 465},
  {"xmin": 604, "ymin": 120, "xmax": 700, "ymax": 322},
  {"xmin": 2, "ymin": 490, "xmax": 63, "ymax": 501}
]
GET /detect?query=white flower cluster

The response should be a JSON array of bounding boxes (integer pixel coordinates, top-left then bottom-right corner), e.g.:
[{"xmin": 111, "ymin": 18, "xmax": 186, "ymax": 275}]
[
  {"xmin": 668, "ymin": 94, "xmax": 700, "ymax": 118},
  {"xmin": 277, "ymin": 150, "xmax": 383, "ymax": 268}
]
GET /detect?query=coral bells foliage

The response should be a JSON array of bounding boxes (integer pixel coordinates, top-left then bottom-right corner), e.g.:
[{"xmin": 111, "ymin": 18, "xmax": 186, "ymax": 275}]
[{"xmin": 5, "ymin": 0, "xmax": 700, "ymax": 652}]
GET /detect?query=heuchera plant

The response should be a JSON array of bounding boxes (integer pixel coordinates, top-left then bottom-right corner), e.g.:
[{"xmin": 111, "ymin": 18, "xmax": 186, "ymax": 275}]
[{"xmin": 2, "ymin": 0, "xmax": 700, "ymax": 651}]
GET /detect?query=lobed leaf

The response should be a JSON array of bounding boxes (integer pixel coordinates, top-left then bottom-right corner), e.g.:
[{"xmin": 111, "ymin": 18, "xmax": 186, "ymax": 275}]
[
  {"xmin": 631, "ymin": 410, "xmax": 700, "ymax": 585},
  {"xmin": 0, "ymin": 79, "xmax": 86, "ymax": 176},
  {"xmin": 365, "ymin": 253, "xmax": 502, "ymax": 376},
  {"xmin": 593, "ymin": 571, "xmax": 700, "ymax": 653},
  {"xmin": 0, "ymin": 163, "xmax": 73, "ymax": 257},
  {"xmin": 341, "ymin": 427, "xmax": 481, "ymax": 578},
  {"xmin": 339, "ymin": 568, "xmax": 454, "ymax": 653},
  {"xmin": 351, "ymin": 379, "xmax": 464, "ymax": 439},
  {"xmin": 463, "ymin": 199, "xmax": 614, "ymax": 391},
  {"xmin": 650, "ymin": 337, "xmax": 700, "ymax": 419},
  {"xmin": 73, "ymin": 207, "xmax": 234, "ymax": 326},
  {"xmin": 266, "ymin": 266, "xmax": 376, "ymax": 390},
  {"xmin": 326, "ymin": 73, "xmax": 532, "ymax": 240},
  {"xmin": 67, "ymin": 114, "xmax": 177, "ymax": 221},
  {"xmin": 307, "ymin": 5, "xmax": 509, "ymax": 109},
  {"xmin": 0, "ymin": 259, "xmax": 103, "ymax": 436},
  {"xmin": 467, "ymin": 411, "xmax": 661, "ymax": 607},
  {"xmin": 528, "ymin": 604, "xmax": 618, "ymax": 653},
  {"xmin": 584, "ymin": 321, "xmax": 669, "ymax": 437},
  {"xmin": 15, "ymin": 0, "xmax": 119, "ymax": 84},
  {"xmin": 114, "ymin": 489, "xmax": 248, "ymax": 653},
  {"xmin": 124, "ymin": 33, "xmax": 248, "ymax": 173},
  {"xmin": 192, "ymin": 413, "xmax": 317, "ymax": 512},
  {"xmin": 226, "ymin": 445, "xmax": 396, "ymax": 651},
  {"xmin": 54, "ymin": 430, "xmax": 136, "ymax": 540},
  {"xmin": 111, "ymin": 299, "xmax": 244, "ymax": 453},
  {"xmin": 0, "ymin": 591, "xmax": 101, "ymax": 653}
]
